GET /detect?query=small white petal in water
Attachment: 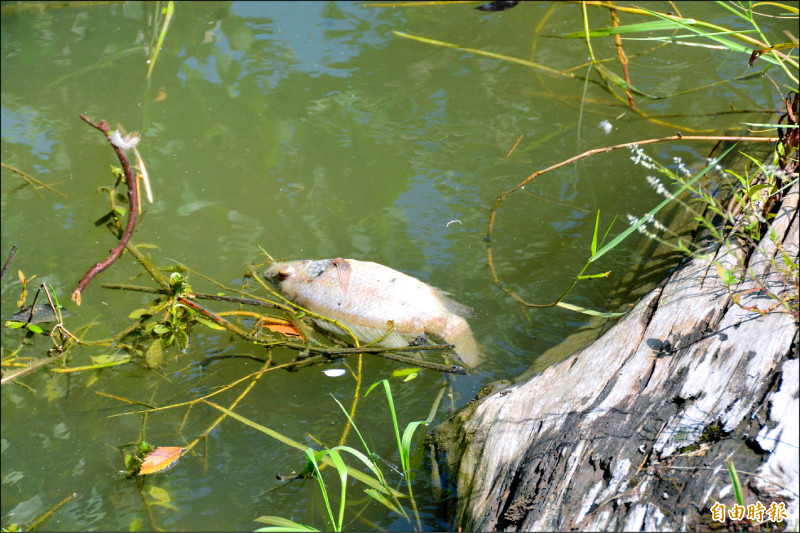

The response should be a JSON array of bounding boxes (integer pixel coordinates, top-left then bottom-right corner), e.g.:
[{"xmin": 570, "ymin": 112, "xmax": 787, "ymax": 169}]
[
  {"xmin": 109, "ymin": 130, "xmax": 141, "ymax": 151},
  {"xmin": 323, "ymin": 368, "xmax": 346, "ymax": 377},
  {"xmin": 446, "ymin": 219, "xmax": 462, "ymax": 228},
  {"xmin": 599, "ymin": 120, "xmax": 613, "ymax": 134}
]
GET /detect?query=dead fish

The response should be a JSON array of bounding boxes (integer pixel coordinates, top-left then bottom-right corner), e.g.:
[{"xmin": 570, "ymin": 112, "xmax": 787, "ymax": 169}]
[{"xmin": 264, "ymin": 258, "xmax": 481, "ymax": 369}]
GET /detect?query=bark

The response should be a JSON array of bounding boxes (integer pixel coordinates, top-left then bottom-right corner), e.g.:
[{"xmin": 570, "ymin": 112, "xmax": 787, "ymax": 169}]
[{"xmin": 430, "ymin": 182, "xmax": 798, "ymax": 531}]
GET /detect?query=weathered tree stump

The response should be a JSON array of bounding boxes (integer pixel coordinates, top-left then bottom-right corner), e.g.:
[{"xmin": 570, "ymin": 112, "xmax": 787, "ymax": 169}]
[{"xmin": 430, "ymin": 182, "xmax": 798, "ymax": 531}]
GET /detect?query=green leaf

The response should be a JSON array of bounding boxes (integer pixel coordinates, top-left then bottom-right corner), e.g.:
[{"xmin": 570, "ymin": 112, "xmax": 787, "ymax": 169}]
[
  {"xmin": 124, "ymin": 453, "xmax": 137, "ymax": 470},
  {"xmin": 91, "ymin": 354, "xmax": 129, "ymax": 365},
  {"xmin": 637, "ymin": 7, "xmax": 779, "ymax": 66},
  {"xmin": 366, "ymin": 380, "xmax": 403, "ymax": 470},
  {"xmin": 194, "ymin": 316, "xmax": 226, "ymax": 330},
  {"xmin": 331, "ymin": 446, "xmax": 386, "ymax": 491},
  {"xmin": 726, "ymin": 460, "xmax": 744, "ymax": 507},
  {"xmin": 176, "ymin": 330, "xmax": 189, "ymax": 351},
  {"xmin": 364, "ymin": 488, "xmax": 404, "ymax": 515},
  {"xmin": 391, "ymin": 367, "xmax": 422, "ymax": 378},
  {"xmin": 304, "ymin": 449, "xmax": 336, "ymax": 531},
  {"xmin": 145, "ymin": 338, "xmax": 166, "ymax": 369},
  {"xmin": 146, "ymin": 485, "xmax": 171, "ymax": 504},
  {"xmin": 128, "ymin": 308, "xmax": 151, "ymax": 319},
  {"xmin": 401, "ymin": 371, "xmax": 418, "ymax": 382},
  {"xmin": 150, "ymin": 500, "xmax": 180, "ymax": 511},
  {"xmin": 592, "ymin": 143, "xmax": 738, "ymax": 263},
  {"xmin": 400, "ymin": 421, "xmax": 426, "ymax": 473},
  {"xmin": 577, "ymin": 271, "xmax": 611, "ymax": 280},
  {"xmin": 590, "ymin": 211, "xmax": 600, "ymax": 256},
  {"xmin": 254, "ymin": 515, "xmax": 319, "ymax": 531},
  {"xmin": 554, "ymin": 301, "xmax": 627, "ymax": 318},
  {"xmin": 327, "ymin": 449, "xmax": 348, "ymax": 531},
  {"xmin": 747, "ymin": 184, "xmax": 770, "ymax": 199},
  {"xmin": 714, "ymin": 263, "xmax": 737, "ymax": 286},
  {"xmin": 129, "ymin": 516, "xmax": 143, "ymax": 532}
]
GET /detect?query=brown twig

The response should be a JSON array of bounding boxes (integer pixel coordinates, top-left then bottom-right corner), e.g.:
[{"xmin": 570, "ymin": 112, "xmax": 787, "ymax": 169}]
[
  {"xmin": 26, "ymin": 491, "xmax": 77, "ymax": 531},
  {"xmin": 71, "ymin": 114, "xmax": 140, "ymax": 305},
  {"xmin": 1, "ymin": 244, "xmax": 18, "ymax": 282},
  {"xmin": 1, "ymin": 354, "xmax": 64, "ymax": 386},
  {"xmin": 610, "ymin": 8, "xmax": 635, "ymax": 110},
  {"xmin": 777, "ymin": 91, "xmax": 798, "ymax": 176},
  {"xmin": 1, "ymin": 162, "xmax": 68, "ymax": 198},
  {"xmin": 283, "ymin": 349, "xmax": 467, "ymax": 374},
  {"xmin": 42, "ymin": 281, "xmax": 80, "ymax": 351},
  {"xmin": 506, "ymin": 134, "xmax": 523, "ymax": 158}
]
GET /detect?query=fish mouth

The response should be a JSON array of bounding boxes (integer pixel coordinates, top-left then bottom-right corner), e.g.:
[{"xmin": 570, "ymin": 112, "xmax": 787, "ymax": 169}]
[
  {"xmin": 263, "ymin": 264, "xmax": 281, "ymax": 287},
  {"xmin": 263, "ymin": 263, "xmax": 296, "ymax": 287}
]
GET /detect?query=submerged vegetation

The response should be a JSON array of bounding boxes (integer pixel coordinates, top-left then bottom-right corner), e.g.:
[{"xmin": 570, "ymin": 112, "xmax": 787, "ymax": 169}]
[{"xmin": 1, "ymin": 1, "xmax": 798, "ymax": 531}]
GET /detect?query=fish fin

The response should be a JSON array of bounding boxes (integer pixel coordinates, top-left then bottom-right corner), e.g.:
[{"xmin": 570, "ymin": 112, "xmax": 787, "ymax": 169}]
[
  {"xmin": 433, "ymin": 288, "xmax": 476, "ymax": 318},
  {"xmin": 332, "ymin": 258, "xmax": 351, "ymax": 292},
  {"xmin": 314, "ymin": 319, "xmax": 414, "ymax": 348}
]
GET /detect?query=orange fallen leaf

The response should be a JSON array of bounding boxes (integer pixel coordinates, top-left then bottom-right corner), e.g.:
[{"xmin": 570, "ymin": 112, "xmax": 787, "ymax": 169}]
[
  {"xmin": 139, "ymin": 447, "xmax": 184, "ymax": 475},
  {"xmin": 262, "ymin": 323, "xmax": 303, "ymax": 338},
  {"xmin": 154, "ymin": 88, "xmax": 168, "ymax": 102}
]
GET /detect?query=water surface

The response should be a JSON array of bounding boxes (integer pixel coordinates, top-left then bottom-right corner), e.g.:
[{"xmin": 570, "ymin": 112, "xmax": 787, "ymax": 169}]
[{"xmin": 1, "ymin": 1, "xmax": 793, "ymax": 530}]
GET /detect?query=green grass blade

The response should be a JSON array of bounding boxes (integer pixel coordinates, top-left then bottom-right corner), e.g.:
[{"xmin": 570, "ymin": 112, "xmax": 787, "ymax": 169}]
[
  {"xmin": 560, "ymin": 19, "xmax": 698, "ymax": 38},
  {"xmin": 637, "ymin": 7, "xmax": 780, "ymax": 65},
  {"xmin": 726, "ymin": 459, "xmax": 744, "ymax": 506},
  {"xmin": 400, "ymin": 421, "xmax": 425, "ymax": 473},
  {"xmin": 392, "ymin": 30, "xmax": 571, "ymax": 78},
  {"xmin": 591, "ymin": 211, "xmax": 600, "ymax": 256},
  {"xmin": 203, "ymin": 401, "xmax": 404, "ymax": 498},
  {"xmin": 364, "ymin": 489, "xmax": 404, "ymax": 516},
  {"xmin": 555, "ymin": 301, "xmax": 627, "ymax": 317},
  {"xmin": 305, "ymin": 449, "xmax": 335, "ymax": 531},
  {"xmin": 331, "ymin": 446, "xmax": 388, "ymax": 492},
  {"xmin": 147, "ymin": 1, "xmax": 175, "ymax": 80},
  {"xmin": 326, "ymin": 449, "xmax": 348, "ymax": 531},
  {"xmin": 365, "ymin": 380, "xmax": 403, "ymax": 467},
  {"xmin": 591, "ymin": 143, "xmax": 738, "ymax": 263},
  {"xmin": 330, "ymin": 395, "xmax": 381, "ymax": 477}
]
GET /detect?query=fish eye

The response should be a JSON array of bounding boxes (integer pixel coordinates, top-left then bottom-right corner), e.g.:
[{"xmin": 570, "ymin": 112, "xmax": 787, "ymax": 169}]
[{"xmin": 278, "ymin": 266, "xmax": 294, "ymax": 280}]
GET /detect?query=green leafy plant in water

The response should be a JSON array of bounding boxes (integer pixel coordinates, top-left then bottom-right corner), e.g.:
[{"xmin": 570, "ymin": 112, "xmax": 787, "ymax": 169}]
[
  {"xmin": 626, "ymin": 144, "xmax": 798, "ymax": 317},
  {"xmin": 516, "ymin": 143, "xmax": 741, "ymax": 319},
  {"xmin": 150, "ymin": 272, "xmax": 194, "ymax": 351},
  {"xmin": 255, "ymin": 379, "xmax": 444, "ymax": 532}
]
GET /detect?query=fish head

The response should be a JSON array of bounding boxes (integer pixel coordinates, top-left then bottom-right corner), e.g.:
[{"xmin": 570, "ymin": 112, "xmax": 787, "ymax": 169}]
[{"xmin": 263, "ymin": 259, "xmax": 332, "ymax": 288}]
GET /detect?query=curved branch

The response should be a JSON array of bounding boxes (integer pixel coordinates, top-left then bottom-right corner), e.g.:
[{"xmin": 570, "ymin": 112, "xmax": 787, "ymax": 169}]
[
  {"xmin": 72, "ymin": 114, "xmax": 140, "ymax": 305},
  {"xmin": 486, "ymin": 134, "xmax": 780, "ymax": 307}
]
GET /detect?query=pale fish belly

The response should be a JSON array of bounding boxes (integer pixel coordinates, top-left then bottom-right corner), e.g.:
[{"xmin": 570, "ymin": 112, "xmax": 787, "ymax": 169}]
[{"xmin": 264, "ymin": 259, "xmax": 481, "ymax": 368}]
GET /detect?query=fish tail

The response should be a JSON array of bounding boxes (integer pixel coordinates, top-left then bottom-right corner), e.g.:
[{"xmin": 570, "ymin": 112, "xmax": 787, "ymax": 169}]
[{"xmin": 444, "ymin": 320, "xmax": 481, "ymax": 370}]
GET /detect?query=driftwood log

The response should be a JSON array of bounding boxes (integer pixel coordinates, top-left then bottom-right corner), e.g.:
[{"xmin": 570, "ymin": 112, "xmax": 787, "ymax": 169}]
[{"xmin": 430, "ymin": 181, "xmax": 798, "ymax": 531}]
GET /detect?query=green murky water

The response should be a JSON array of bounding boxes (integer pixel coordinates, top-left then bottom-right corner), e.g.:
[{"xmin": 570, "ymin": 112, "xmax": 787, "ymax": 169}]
[{"xmin": 2, "ymin": 1, "xmax": 794, "ymax": 530}]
